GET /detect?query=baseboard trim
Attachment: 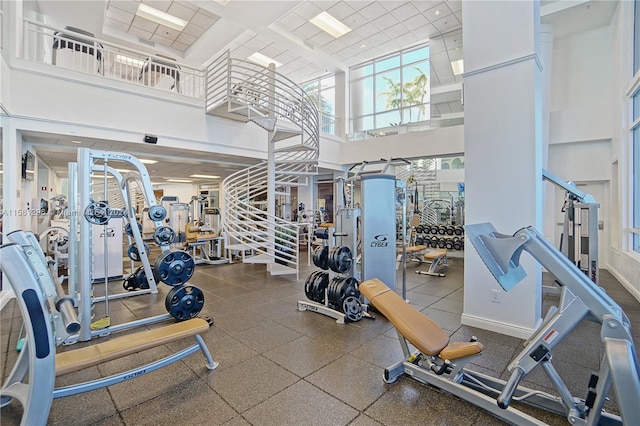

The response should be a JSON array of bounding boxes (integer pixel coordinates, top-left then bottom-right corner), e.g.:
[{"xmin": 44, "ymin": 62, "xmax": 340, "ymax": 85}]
[{"xmin": 461, "ymin": 313, "xmax": 541, "ymax": 339}]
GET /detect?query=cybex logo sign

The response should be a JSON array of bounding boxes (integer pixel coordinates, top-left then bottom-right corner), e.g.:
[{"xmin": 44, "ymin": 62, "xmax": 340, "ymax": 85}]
[{"xmin": 370, "ymin": 234, "xmax": 389, "ymax": 248}]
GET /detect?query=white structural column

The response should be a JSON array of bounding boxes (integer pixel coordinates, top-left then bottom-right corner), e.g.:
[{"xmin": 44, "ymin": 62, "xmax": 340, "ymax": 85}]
[
  {"xmin": 2, "ymin": 120, "xmax": 21, "ymax": 233},
  {"xmin": 461, "ymin": 1, "xmax": 543, "ymax": 338},
  {"xmin": 540, "ymin": 24, "xmax": 555, "ymax": 241}
]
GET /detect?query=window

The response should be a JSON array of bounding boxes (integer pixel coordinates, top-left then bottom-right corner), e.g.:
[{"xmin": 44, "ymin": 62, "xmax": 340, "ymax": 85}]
[
  {"xmin": 350, "ymin": 45, "xmax": 430, "ymax": 133},
  {"xmin": 631, "ymin": 1, "xmax": 640, "ymax": 252},
  {"xmin": 302, "ymin": 74, "xmax": 336, "ymax": 135}
]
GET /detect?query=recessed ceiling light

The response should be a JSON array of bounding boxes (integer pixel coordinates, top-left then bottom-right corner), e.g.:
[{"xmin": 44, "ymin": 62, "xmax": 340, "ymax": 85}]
[
  {"xmin": 360, "ymin": 44, "xmax": 366, "ymax": 49},
  {"xmin": 115, "ymin": 55, "xmax": 146, "ymax": 68},
  {"xmin": 166, "ymin": 178, "xmax": 193, "ymax": 183},
  {"xmin": 190, "ymin": 174, "xmax": 221, "ymax": 179},
  {"xmin": 451, "ymin": 59, "xmax": 464, "ymax": 75},
  {"xmin": 435, "ymin": 10, "xmax": 441, "ymax": 15},
  {"xmin": 310, "ymin": 11, "xmax": 352, "ymax": 38},
  {"xmin": 138, "ymin": 159, "xmax": 158, "ymax": 164},
  {"xmin": 214, "ymin": 0, "xmax": 230, "ymax": 4},
  {"xmin": 247, "ymin": 52, "xmax": 283, "ymax": 68},
  {"xmin": 71, "ymin": 140, "xmax": 83, "ymax": 144},
  {"xmin": 136, "ymin": 3, "xmax": 187, "ymax": 31}
]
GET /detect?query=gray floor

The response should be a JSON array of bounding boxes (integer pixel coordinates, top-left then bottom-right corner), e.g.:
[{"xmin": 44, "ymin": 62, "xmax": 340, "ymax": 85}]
[{"xmin": 2, "ymin": 254, "xmax": 640, "ymax": 425}]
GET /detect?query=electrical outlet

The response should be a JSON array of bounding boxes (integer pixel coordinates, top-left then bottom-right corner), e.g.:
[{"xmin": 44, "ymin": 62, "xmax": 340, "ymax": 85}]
[{"xmin": 491, "ymin": 289, "xmax": 502, "ymax": 303}]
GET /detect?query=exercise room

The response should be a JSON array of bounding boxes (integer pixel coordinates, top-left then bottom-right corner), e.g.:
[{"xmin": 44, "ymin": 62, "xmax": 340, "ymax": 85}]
[{"xmin": 1, "ymin": 1, "xmax": 639, "ymax": 425}]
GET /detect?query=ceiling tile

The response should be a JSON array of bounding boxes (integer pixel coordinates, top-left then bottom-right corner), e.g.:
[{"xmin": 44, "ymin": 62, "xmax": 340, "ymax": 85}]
[
  {"xmin": 294, "ymin": 21, "xmax": 323, "ymax": 39},
  {"xmin": 243, "ymin": 37, "xmax": 268, "ymax": 51},
  {"xmin": 176, "ymin": 32, "xmax": 197, "ymax": 45},
  {"xmin": 431, "ymin": 15, "xmax": 461, "ymax": 33},
  {"xmin": 379, "ymin": 1, "xmax": 404, "ymax": 12},
  {"xmin": 274, "ymin": 51, "xmax": 298, "ymax": 64},
  {"xmin": 404, "ymin": 13, "xmax": 430, "ymax": 31},
  {"xmin": 446, "ymin": 0, "xmax": 462, "ymax": 12},
  {"xmin": 172, "ymin": 40, "xmax": 189, "ymax": 51},
  {"xmin": 372, "ymin": 14, "xmax": 397, "ymax": 31},
  {"xmin": 260, "ymin": 44, "xmax": 283, "ymax": 58},
  {"xmin": 423, "ymin": 4, "xmax": 452, "ymax": 22},
  {"xmin": 182, "ymin": 22, "xmax": 206, "ymax": 37},
  {"xmin": 343, "ymin": 12, "xmax": 367, "ymax": 29},
  {"xmin": 190, "ymin": 12, "xmax": 217, "ymax": 29},
  {"xmin": 336, "ymin": 30, "xmax": 361, "ymax": 46},
  {"xmin": 308, "ymin": 30, "xmax": 335, "ymax": 47},
  {"xmin": 106, "ymin": 6, "xmax": 134, "ymax": 24},
  {"xmin": 355, "ymin": 23, "xmax": 378, "ymax": 38},
  {"xmin": 141, "ymin": 0, "xmax": 171, "ymax": 12},
  {"xmin": 155, "ymin": 24, "xmax": 181, "ymax": 40},
  {"xmin": 413, "ymin": 1, "xmax": 446, "ymax": 13},
  {"xmin": 109, "ymin": 1, "xmax": 140, "ymax": 14},
  {"xmin": 132, "ymin": 16, "xmax": 158, "ymax": 32},
  {"xmin": 385, "ymin": 23, "xmax": 409, "ymax": 38},
  {"xmin": 390, "ymin": 2, "xmax": 420, "ymax": 21},
  {"xmin": 278, "ymin": 12, "xmax": 307, "ymax": 31},
  {"xmin": 150, "ymin": 32, "xmax": 173, "ymax": 46},
  {"xmin": 198, "ymin": 6, "xmax": 220, "ymax": 18},
  {"xmin": 323, "ymin": 38, "xmax": 347, "ymax": 53},
  {"xmin": 367, "ymin": 32, "xmax": 390, "ymax": 46},
  {"xmin": 128, "ymin": 25, "xmax": 154, "ymax": 40},
  {"xmin": 326, "ymin": 2, "xmax": 356, "ymax": 21},
  {"xmin": 167, "ymin": 2, "xmax": 197, "ymax": 21},
  {"xmin": 292, "ymin": 2, "xmax": 323, "ymax": 20},
  {"xmin": 394, "ymin": 32, "xmax": 420, "ymax": 47},
  {"xmin": 104, "ymin": 17, "xmax": 130, "ymax": 33},
  {"xmin": 232, "ymin": 45, "xmax": 253, "ymax": 59},
  {"xmin": 359, "ymin": 2, "xmax": 387, "ymax": 20}
]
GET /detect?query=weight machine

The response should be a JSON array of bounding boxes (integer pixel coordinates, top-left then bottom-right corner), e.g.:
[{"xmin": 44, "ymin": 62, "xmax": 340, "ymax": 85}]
[
  {"xmin": 543, "ymin": 169, "xmax": 599, "ymax": 283},
  {"xmin": 68, "ymin": 148, "xmax": 200, "ymax": 343},
  {"xmin": 0, "ymin": 235, "xmax": 216, "ymax": 426},
  {"xmin": 361, "ymin": 222, "xmax": 640, "ymax": 425}
]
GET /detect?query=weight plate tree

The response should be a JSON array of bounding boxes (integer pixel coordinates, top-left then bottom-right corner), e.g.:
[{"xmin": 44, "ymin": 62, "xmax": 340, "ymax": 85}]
[{"xmin": 153, "ymin": 250, "xmax": 195, "ymax": 286}]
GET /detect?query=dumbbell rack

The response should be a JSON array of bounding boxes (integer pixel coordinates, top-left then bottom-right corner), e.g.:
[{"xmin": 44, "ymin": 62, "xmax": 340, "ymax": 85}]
[
  {"xmin": 297, "ymin": 226, "xmax": 372, "ymax": 324},
  {"xmin": 415, "ymin": 224, "xmax": 465, "ymax": 258}
]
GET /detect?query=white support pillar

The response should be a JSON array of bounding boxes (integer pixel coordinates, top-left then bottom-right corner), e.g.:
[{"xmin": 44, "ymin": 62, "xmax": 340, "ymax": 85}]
[
  {"xmin": 461, "ymin": 0, "xmax": 543, "ymax": 338},
  {"xmin": 2, "ymin": 120, "xmax": 21, "ymax": 233},
  {"xmin": 540, "ymin": 24, "xmax": 556, "ymax": 242}
]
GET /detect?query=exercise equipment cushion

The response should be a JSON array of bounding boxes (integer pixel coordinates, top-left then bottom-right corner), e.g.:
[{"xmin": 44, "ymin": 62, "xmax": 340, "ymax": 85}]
[
  {"xmin": 360, "ymin": 279, "xmax": 483, "ymax": 360},
  {"xmin": 424, "ymin": 249, "xmax": 447, "ymax": 260},
  {"xmin": 56, "ymin": 318, "xmax": 209, "ymax": 376},
  {"xmin": 396, "ymin": 245, "xmax": 427, "ymax": 254}
]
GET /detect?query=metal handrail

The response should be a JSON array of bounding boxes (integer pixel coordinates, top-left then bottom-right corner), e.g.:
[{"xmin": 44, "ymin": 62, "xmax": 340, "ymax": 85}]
[{"xmin": 21, "ymin": 19, "xmax": 205, "ymax": 99}]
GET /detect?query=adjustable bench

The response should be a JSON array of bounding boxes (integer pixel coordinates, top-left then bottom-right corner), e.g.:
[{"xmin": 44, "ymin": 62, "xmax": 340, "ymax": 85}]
[
  {"xmin": 395, "ymin": 244, "xmax": 428, "ymax": 269},
  {"xmin": 416, "ymin": 249, "xmax": 448, "ymax": 277},
  {"xmin": 360, "ymin": 278, "xmax": 482, "ymax": 366}
]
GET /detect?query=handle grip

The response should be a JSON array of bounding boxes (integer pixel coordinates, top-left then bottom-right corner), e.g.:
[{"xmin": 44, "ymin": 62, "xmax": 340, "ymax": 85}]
[
  {"xmin": 497, "ymin": 367, "xmax": 525, "ymax": 409},
  {"xmin": 55, "ymin": 297, "xmax": 81, "ymax": 334}
]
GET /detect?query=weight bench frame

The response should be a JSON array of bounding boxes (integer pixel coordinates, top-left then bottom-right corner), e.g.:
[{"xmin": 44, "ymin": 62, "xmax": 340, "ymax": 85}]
[
  {"xmin": 0, "ymin": 242, "xmax": 218, "ymax": 425},
  {"xmin": 415, "ymin": 249, "xmax": 448, "ymax": 277}
]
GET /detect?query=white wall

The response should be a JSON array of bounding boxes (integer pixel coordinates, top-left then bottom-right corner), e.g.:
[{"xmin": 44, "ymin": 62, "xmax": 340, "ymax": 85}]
[{"xmin": 153, "ymin": 183, "xmax": 198, "ymax": 207}]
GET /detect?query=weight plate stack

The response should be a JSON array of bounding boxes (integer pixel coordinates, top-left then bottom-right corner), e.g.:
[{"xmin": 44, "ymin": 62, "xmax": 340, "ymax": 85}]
[
  {"xmin": 312, "ymin": 272, "xmax": 329, "ymax": 304},
  {"xmin": 312, "ymin": 246, "xmax": 329, "ymax": 270},
  {"xmin": 328, "ymin": 246, "xmax": 353, "ymax": 274}
]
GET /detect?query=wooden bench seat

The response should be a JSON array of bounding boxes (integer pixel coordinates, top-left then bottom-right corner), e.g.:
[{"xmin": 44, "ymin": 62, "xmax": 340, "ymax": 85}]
[
  {"xmin": 360, "ymin": 279, "xmax": 483, "ymax": 360},
  {"xmin": 424, "ymin": 249, "xmax": 447, "ymax": 260},
  {"xmin": 56, "ymin": 318, "xmax": 209, "ymax": 376},
  {"xmin": 396, "ymin": 245, "xmax": 428, "ymax": 254}
]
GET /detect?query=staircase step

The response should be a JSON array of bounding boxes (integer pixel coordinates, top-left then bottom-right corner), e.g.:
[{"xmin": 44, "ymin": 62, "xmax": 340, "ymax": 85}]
[
  {"xmin": 269, "ymin": 262, "xmax": 298, "ymax": 276},
  {"xmin": 252, "ymin": 117, "xmax": 276, "ymax": 131},
  {"xmin": 273, "ymin": 142, "xmax": 316, "ymax": 153},
  {"xmin": 274, "ymin": 181, "xmax": 309, "ymax": 187},
  {"xmin": 274, "ymin": 169, "xmax": 317, "ymax": 176},
  {"xmin": 243, "ymin": 253, "xmax": 274, "ymax": 264},
  {"xmin": 273, "ymin": 128, "xmax": 302, "ymax": 142}
]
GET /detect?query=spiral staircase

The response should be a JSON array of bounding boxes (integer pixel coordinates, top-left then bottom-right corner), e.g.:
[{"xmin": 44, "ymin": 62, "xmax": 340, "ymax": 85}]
[{"xmin": 205, "ymin": 51, "xmax": 320, "ymax": 277}]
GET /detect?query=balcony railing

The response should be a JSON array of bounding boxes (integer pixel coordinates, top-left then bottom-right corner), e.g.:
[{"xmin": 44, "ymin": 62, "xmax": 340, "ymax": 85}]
[{"xmin": 21, "ymin": 19, "xmax": 205, "ymax": 99}]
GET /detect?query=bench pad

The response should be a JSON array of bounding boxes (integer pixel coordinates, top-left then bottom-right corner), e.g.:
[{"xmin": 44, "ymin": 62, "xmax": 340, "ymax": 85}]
[
  {"xmin": 424, "ymin": 249, "xmax": 447, "ymax": 260},
  {"xmin": 396, "ymin": 245, "xmax": 427, "ymax": 254},
  {"xmin": 56, "ymin": 318, "xmax": 209, "ymax": 376},
  {"xmin": 360, "ymin": 279, "xmax": 483, "ymax": 360}
]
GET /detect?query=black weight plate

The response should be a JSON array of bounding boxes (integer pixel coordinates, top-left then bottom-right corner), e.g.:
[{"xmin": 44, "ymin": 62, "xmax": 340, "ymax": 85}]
[
  {"xmin": 148, "ymin": 205, "xmax": 167, "ymax": 221},
  {"xmin": 84, "ymin": 201, "xmax": 111, "ymax": 225},
  {"xmin": 165, "ymin": 285, "xmax": 204, "ymax": 321},
  {"xmin": 312, "ymin": 246, "xmax": 329, "ymax": 270},
  {"xmin": 125, "ymin": 222, "xmax": 143, "ymax": 237},
  {"xmin": 305, "ymin": 271, "xmax": 320, "ymax": 300},
  {"xmin": 314, "ymin": 272, "xmax": 329, "ymax": 304},
  {"xmin": 342, "ymin": 296, "xmax": 362, "ymax": 322},
  {"xmin": 154, "ymin": 250, "xmax": 195, "ymax": 286},
  {"xmin": 153, "ymin": 226, "xmax": 176, "ymax": 246}
]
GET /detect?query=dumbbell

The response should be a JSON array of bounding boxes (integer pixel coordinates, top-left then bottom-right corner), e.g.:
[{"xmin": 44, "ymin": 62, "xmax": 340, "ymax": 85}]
[
  {"xmin": 415, "ymin": 225, "xmax": 424, "ymax": 234},
  {"xmin": 454, "ymin": 226, "xmax": 464, "ymax": 236},
  {"xmin": 446, "ymin": 226, "xmax": 455, "ymax": 235},
  {"xmin": 438, "ymin": 226, "xmax": 447, "ymax": 235},
  {"xmin": 445, "ymin": 239, "xmax": 454, "ymax": 250}
]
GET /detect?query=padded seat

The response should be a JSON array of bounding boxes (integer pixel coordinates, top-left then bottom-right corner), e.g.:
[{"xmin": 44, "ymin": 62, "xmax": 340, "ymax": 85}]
[
  {"xmin": 397, "ymin": 245, "xmax": 427, "ymax": 254},
  {"xmin": 360, "ymin": 279, "xmax": 483, "ymax": 360},
  {"xmin": 424, "ymin": 249, "xmax": 447, "ymax": 260},
  {"xmin": 56, "ymin": 318, "xmax": 209, "ymax": 376}
]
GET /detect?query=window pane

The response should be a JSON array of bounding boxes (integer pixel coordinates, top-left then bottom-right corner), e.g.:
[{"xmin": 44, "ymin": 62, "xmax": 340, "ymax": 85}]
[
  {"xmin": 352, "ymin": 77, "xmax": 374, "ymax": 116},
  {"xmin": 635, "ymin": 0, "xmax": 640, "ymax": 74},
  {"xmin": 320, "ymin": 87, "xmax": 335, "ymax": 115},
  {"xmin": 376, "ymin": 55, "xmax": 400, "ymax": 73},
  {"xmin": 403, "ymin": 105, "xmax": 430, "ymax": 123},
  {"xmin": 402, "ymin": 46, "xmax": 429, "ymax": 65},
  {"xmin": 634, "ymin": 126, "xmax": 640, "ymax": 232},
  {"xmin": 320, "ymin": 75, "xmax": 335, "ymax": 89},
  {"xmin": 351, "ymin": 63, "xmax": 373, "ymax": 80},
  {"xmin": 375, "ymin": 69, "xmax": 401, "ymax": 112},
  {"xmin": 634, "ymin": 91, "xmax": 640, "ymax": 122},
  {"xmin": 634, "ymin": 234, "xmax": 640, "ymax": 252},
  {"xmin": 402, "ymin": 62, "xmax": 430, "ymax": 108},
  {"xmin": 353, "ymin": 115, "xmax": 374, "ymax": 132},
  {"xmin": 375, "ymin": 110, "xmax": 401, "ymax": 128}
]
